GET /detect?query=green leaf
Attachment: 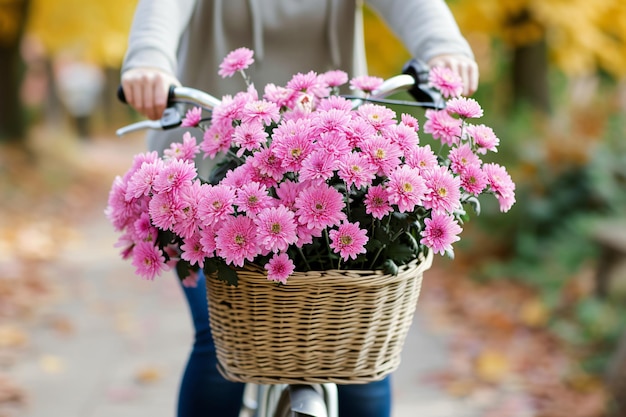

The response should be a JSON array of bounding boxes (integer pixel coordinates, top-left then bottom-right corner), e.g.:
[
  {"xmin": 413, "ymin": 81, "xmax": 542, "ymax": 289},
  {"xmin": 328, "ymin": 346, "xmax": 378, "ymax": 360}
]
[
  {"xmin": 387, "ymin": 237, "xmax": 416, "ymax": 264},
  {"xmin": 217, "ymin": 262, "xmax": 239, "ymax": 287},
  {"xmin": 203, "ymin": 258, "xmax": 238, "ymax": 286},
  {"xmin": 175, "ymin": 259, "xmax": 194, "ymax": 280},
  {"xmin": 383, "ymin": 259, "xmax": 399, "ymax": 275},
  {"xmin": 465, "ymin": 196, "xmax": 481, "ymax": 215}
]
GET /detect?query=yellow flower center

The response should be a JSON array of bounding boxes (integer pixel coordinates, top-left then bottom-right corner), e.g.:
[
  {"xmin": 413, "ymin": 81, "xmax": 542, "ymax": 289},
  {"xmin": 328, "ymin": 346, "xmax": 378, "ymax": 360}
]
[
  {"xmin": 271, "ymin": 223, "xmax": 282, "ymax": 234},
  {"xmin": 340, "ymin": 235, "xmax": 353, "ymax": 245}
]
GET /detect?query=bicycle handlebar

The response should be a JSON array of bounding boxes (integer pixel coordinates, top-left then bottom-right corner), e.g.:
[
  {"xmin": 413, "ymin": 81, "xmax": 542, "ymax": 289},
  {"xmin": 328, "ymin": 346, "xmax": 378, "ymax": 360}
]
[{"xmin": 116, "ymin": 59, "xmax": 443, "ymax": 136}]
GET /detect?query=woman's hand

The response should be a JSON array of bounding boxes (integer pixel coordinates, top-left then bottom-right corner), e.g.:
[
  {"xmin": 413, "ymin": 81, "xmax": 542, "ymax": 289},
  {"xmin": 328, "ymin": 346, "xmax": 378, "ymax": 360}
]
[
  {"xmin": 428, "ymin": 54, "xmax": 479, "ymax": 96},
  {"xmin": 121, "ymin": 67, "xmax": 181, "ymax": 120}
]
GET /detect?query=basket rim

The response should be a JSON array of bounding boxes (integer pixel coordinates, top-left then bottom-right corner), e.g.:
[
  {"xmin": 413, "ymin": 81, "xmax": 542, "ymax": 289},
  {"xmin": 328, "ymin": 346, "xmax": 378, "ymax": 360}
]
[{"xmin": 217, "ymin": 249, "xmax": 433, "ymax": 287}]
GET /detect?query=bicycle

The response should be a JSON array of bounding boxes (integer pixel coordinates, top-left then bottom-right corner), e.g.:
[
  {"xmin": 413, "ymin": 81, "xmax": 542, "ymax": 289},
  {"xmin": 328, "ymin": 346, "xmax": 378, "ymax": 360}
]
[{"xmin": 116, "ymin": 60, "xmax": 443, "ymax": 417}]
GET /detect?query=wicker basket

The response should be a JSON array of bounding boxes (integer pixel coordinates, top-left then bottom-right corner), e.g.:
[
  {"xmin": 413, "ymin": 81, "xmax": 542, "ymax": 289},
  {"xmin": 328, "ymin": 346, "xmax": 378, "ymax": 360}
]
[{"xmin": 205, "ymin": 251, "xmax": 433, "ymax": 385}]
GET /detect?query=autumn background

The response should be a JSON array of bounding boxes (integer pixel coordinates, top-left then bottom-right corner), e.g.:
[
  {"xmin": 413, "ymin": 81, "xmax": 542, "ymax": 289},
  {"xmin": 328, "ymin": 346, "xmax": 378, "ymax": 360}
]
[{"xmin": 1, "ymin": 1, "xmax": 625, "ymax": 416}]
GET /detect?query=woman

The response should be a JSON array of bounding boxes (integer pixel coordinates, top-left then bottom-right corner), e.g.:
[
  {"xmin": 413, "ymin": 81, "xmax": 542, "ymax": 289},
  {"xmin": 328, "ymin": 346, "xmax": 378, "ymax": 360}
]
[{"xmin": 120, "ymin": 1, "xmax": 478, "ymax": 416}]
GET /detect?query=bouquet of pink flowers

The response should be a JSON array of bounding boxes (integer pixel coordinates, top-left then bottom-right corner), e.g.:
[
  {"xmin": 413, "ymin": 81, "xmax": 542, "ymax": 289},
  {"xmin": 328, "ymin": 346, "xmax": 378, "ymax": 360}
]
[{"xmin": 106, "ymin": 48, "xmax": 515, "ymax": 286}]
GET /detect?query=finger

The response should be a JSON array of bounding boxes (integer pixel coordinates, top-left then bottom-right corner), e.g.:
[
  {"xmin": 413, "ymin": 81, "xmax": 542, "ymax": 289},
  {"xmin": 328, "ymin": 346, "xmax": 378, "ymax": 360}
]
[
  {"xmin": 469, "ymin": 64, "xmax": 480, "ymax": 95},
  {"xmin": 153, "ymin": 75, "xmax": 168, "ymax": 120},
  {"xmin": 140, "ymin": 77, "xmax": 156, "ymax": 120}
]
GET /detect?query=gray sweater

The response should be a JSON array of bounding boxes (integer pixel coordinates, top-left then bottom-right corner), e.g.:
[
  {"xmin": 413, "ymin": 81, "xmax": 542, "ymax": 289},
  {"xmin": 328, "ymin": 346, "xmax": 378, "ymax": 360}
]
[{"xmin": 122, "ymin": 0, "xmax": 473, "ymax": 176}]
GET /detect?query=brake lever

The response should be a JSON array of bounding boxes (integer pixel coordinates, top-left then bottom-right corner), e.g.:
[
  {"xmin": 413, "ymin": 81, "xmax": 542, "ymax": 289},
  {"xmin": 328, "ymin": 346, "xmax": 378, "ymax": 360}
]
[
  {"xmin": 115, "ymin": 107, "xmax": 183, "ymax": 136},
  {"xmin": 402, "ymin": 59, "xmax": 445, "ymax": 110}
]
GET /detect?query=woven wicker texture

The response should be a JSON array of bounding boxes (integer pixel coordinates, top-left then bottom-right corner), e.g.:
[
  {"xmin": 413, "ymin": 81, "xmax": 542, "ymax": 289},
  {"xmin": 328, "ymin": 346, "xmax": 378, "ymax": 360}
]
[{"xmin": 206, "ymin": 251, "xmax": 433, "ymax": 385}]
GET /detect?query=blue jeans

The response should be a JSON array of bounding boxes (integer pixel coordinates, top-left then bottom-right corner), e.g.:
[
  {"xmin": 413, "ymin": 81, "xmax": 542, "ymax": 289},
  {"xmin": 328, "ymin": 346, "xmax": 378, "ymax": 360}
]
[{"xmin": 177, "ymin": 271, "xmax": 392, "ymax": 417}]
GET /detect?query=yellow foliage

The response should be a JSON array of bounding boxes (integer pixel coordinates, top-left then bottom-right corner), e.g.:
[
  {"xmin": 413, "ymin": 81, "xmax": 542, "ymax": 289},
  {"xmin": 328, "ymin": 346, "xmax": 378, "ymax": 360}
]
[
  {"xmin": 450, "ymin": 0, "xmax": 626, "ymax": 78},
  {"xmin": 363, "ymin": 7, "xmax": 410, "ymax": 78},
  {"xmin": 26, "ymin": 0, "xmax": 138, "ymax": 67},
  {"xmin": 0, "ymin": 0, "xmax": 27, "ymax": 46}
]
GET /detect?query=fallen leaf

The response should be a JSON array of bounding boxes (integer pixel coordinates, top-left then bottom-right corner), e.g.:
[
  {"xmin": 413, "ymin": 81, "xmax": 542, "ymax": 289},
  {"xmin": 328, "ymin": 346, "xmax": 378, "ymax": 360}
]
[
  {"xmin": 38, "ymin": 355, "xmax": 65, "ymax": 374},
  {"xmin": 134, "ymin": 366, "xmax": 162, "ymax": 384},
  {"xmin": 519, "ymin": 298, "xmax": 549, "ymax": 328},
  {"xmin": 0, "ymin": 326, "xmax": 28, "ymax": 348},
  {"xmin": 475, "ymin": 349, "xmax": 510, "ymax": 384}
]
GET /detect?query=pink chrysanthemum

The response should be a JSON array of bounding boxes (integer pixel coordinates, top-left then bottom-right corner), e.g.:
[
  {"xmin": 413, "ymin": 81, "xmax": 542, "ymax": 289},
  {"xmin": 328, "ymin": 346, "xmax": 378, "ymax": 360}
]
[
  {"xmin": 312, "ymin": 108, "xmax": 352, "ymax": 137},
  {"xmin": 286, "ymin": 71, "xmax": 328, "ymax": 98},
  {"xmin": 322, "ymin": 70, "xmax": 349, "ymax": 88},
  {"xmin": 263, "ymin": 83, "xmax": 293, "ymax": 108},
  {"xmin": 466, "ymin": 124, "xmax": 500, "ymax": 154},
  {"xmin": 215, "ymin": 215, "xmax": 260, "ymax": 267},
  {"xmin": 271, "ymin": 118, "xmax": 315, "ymax": 171},
  {"xmin": 180, "ymin": 232, "xmax": 207, "ymax": 268},
  {"xmin": 232, "ymin": 120, "xmax": 268, "ymax": 156},
  {"xmin": 275, "ymin": 180, "xmax": 304, "ymax": 210},
  {"xmin": 242, "ymin": 99, "xmax": 280, "ymax": 126},
  {"xmin": 164, "ymin": 132, "xmax": 201, "ymax": 162},
  {"xmin": 349, "ymin": 75, "xmax": 384, "ymax": 94},
  {"xmin": 218, "ymin": 47, "xmax": 254, "ymax": 78},
  {"xmin": 405, "ymin": 145, "xmax": 438, "ymax": 173},
  {"xmin": 234, "ymin": 182, "xmax": 272, "ymax": 216},
  {"xmin": 364, "ymin": 185, "xmax": 393, "ymax": 219},
  {"xmin": 423, "ymin": 109, "xmax": 463, "ymax": 146},
  {"xmin": 148, "ymin": 191, "xmax": 184, "ymax": 231},
  {"xmin": 449, "ymin": 144, "xmax": 481, "ymax": 175},
  {"xmin": 482, "ymin": 163, "xmax": 516, "ymax": 212},
  {"xmin": 131, "ymin": 241, "xmax": 168, "ymax": 280},
  {"xmin": 428, "ymin": 66, "xmax": 463, "ymax": 98},
  {"xmin": 299, "ymin": 150, "xmax": 339, "ymax": 183},
  {"xmin": 199, "ymin": 225, "xmax": 217, "ymax": 255},
  {"xmin": 181, "ymin": 107, "xmax": 203, "ymax": 127},
  {"xmin": 197, "ymin": 184, "xmax": 236, "ymax": 226},
  {"xmin": 317, "ymin": 95, "xmax": 353, "ymax": 112},
  {"xmin": 181, "ymin": 270, "xmax": 200, "ymax": 288},
  {"xmin": 389, "ymin": 122, "xmax": 419, "ymax": 153},
  {"xmin": 264, "ymin": 253, "xmax": 295, "ymax": 284},
  {"xmin": 460, "ymin": 164, "xmax": 488, "ymax": 195},
  {"xmin": 357, "ymin": 103, "xmax": 397, "ymax": 132},
  {"xmin": 422, "ymin": 166, "xmax": 462, "ymax": 214},
  {"xmin": 401, "ymin": 113, "xmax": 420, "ymax": 132},
  {"xmin": 249, "ymin": 148, "xmax": 286, "ymax": 183},
  {"xmin": 345, "ymin": 117, "xmax": 377, "ymax": 148},
  {"xmin": 294, "ymin": 183, "xmax": 346, "ymax": 230},
  {"xmin": 105, "ymin": 176, "xmax": 135, "ymax": 230},
  {"xmin": 338, "ymin": 152, "xmax": 377, "ymax": 190},
  {"xmin": 171, "ymin": 180, "xmax": 203, "ymax": 239},
  {"xmin": 329, "ymin": 221, "xmax": 368, "ymax": 261},
  {"xmin": 201, "ymin": 123, "xmax": 234, "ymax": 159},
  {"xmin": 446, "ymin": 97, "xmax": 484, "ymax": 119},
  {"xmin": 387, "ymin": 165, "xmax": 428, "ymax": 213},
  {"xmin": 125, "ymin": 151, "xmax": 160, "ymax": 181},
  {"xmin": 133, "ymin": 212, "xmax": 157, "ymax": 242},
  {"xmin": 255, "ymin": 205, "xmax": 298, "ymax": 253},
  {"xmin": 361, "ymin": 136, "xmax": 403, "ymax": 176},
  {"xmin": 316, "ymin": 131, "xmax": 352, "ymax": 160},
  {"xmin": 126, "ymin": 159, "xmax": 165, "ymax": 200},
  {"xmin": 153, "ymin": 158, "xmax": 197, "ymax": 194},
  {"xmin": 420, "ymin": 212, "xmax": 463, "ymax": 255},
  {"xmin": 220, "ymin": 164, "xmax": 253, "ymax": 189},
  {"xmin": 294, "ymin": 222, "xmax": 322, "ymax": 247}
]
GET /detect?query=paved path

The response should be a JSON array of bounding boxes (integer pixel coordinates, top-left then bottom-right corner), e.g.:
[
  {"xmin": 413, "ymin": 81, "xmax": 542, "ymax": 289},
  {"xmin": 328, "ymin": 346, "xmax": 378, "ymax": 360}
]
[{"xmin": 9, "ymin": 138, "xmax": 486, "ymax": 417}]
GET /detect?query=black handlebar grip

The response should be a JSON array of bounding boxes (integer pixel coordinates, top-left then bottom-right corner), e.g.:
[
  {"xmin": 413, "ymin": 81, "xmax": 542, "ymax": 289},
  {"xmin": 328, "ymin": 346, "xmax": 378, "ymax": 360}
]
[{"xmin": 116, "ymin": 85, "xmax": 177, "ymax": 106}]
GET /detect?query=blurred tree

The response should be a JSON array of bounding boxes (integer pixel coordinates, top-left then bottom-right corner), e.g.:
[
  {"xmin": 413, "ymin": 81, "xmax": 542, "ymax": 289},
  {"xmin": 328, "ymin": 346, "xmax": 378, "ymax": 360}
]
[
  {"xmin": 0, "ymin": 0, "xmax": 30, "ymax": 143},
  {"xmin": 26, "ymin": 0, "xmax": 137, "ymax": 68},
  {"xmin": 450, "ymin": 0, "xmax": 626, "ymax": 112}
]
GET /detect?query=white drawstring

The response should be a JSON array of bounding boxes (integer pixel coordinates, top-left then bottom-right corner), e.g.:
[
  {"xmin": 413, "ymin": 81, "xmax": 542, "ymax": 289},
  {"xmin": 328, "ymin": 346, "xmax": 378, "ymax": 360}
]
[
  {"xmin": 327, "ymin": 0, "xmax": 341, "ymax": 68},
  {"xmin": 247, "ymin": 0, "xmax": 264, "ymax": 61}
]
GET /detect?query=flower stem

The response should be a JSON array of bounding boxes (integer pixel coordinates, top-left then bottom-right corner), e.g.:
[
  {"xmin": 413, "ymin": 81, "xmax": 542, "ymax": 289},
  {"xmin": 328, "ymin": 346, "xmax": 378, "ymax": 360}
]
[
  {"xmin": 296, "ymin": 246, "xmax": 311, "ymax": 271},
  {"xmin": 324, "ymin": 228, "xmax": 334, "ymax": 269}
]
